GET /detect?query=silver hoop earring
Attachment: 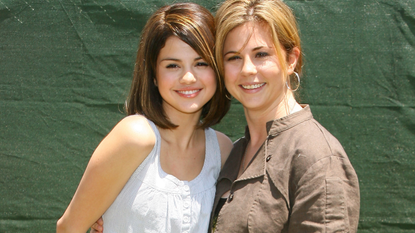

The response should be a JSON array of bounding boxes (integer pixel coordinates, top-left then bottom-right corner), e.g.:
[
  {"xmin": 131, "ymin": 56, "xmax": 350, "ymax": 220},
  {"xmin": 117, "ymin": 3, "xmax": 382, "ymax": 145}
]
[{"xmin": 286, "ymin": 71, "xmax": 300, "ymax": 92}]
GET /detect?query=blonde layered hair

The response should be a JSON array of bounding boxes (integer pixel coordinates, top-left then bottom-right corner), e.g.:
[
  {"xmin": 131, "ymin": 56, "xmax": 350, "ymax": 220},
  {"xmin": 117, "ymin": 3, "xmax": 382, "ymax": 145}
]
[
  {"xmin": 127, "ymin": 3, "xmax": 230, "ymax": 129},
  {"xmin": 215, "ymin": 0, "xmax": 303, "ymax": 84}
]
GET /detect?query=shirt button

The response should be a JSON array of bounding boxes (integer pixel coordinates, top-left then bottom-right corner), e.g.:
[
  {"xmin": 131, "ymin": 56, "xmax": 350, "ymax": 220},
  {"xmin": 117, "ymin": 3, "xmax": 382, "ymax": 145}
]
[
  {"xmin": 266, "ymin": 155, "xmax": 272, "ymax": 162},
  {"xmin": 184, "ymin": 216, "xmax": 190, "ymax": 223},
  {"xmin": 184, "ymin": 202, "xmax": 190, "ymax": 208},
  {"xmin": 228, "ymin": 193, "xmax": 234, "ymax": 202},
  {"xmin": 184, "ymin": 186, "xmax": 189, "ymax": 191}
]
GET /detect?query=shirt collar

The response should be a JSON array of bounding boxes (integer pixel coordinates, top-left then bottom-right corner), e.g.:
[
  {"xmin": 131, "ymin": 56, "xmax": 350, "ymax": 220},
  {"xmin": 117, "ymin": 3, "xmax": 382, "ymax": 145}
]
[
  {"xmin": 265, "ymin": 104, "xmax": 313, "ymax": 136},
  {"xmin": 218, "ymin": 105, "xmax": 313, "ymax": 182}
]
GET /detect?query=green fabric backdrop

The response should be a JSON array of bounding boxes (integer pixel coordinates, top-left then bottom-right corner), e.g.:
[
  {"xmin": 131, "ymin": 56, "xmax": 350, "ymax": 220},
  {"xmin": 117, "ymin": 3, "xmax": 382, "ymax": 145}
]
[{"xmin": 1, "ymin": 0, "xmax": 414, "ymax": 232}]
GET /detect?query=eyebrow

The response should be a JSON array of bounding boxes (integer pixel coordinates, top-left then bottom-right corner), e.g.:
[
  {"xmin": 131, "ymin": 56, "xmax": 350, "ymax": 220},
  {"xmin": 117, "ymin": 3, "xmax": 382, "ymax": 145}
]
[
  {"xmin": 224, "ymin": 46, "xmax": 266, "ymax": 56},
  {"xmin": 159, "ymin": 56, "xmax": 203, "ymax": 62},
  {"xmin": 252, "ymin": 46, "xmax": 265, "ymax": 51},
  {"xmin": 223, "ymin": 51, "xmax": 239, "ymax": 57}
]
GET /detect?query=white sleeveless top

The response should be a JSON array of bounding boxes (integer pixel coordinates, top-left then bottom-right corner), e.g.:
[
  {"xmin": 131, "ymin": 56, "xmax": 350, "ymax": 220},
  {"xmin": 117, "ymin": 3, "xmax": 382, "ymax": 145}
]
[{"xmin": 102, "ymin": 119, "xmax": 221, "ymax": 233}]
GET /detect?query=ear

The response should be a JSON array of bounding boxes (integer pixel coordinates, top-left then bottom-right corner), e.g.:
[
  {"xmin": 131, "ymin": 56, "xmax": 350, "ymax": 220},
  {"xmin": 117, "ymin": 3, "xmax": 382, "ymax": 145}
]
[
  {"xmin": 153, "ymin": 78, "xmax": 158, "ymax": 87},
  {"xmin": 287, "ymin": 47, "xmax": 300, "ymax": 75}
]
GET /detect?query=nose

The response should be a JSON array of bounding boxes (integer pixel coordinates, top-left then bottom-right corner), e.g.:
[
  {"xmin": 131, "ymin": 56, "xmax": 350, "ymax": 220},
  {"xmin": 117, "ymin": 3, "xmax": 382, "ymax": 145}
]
[
  {"xmin": 180, "ymin": 71, "xmax": 196, "ymax": 84},
  {"xmin": 241, "ymin": 56, "xmax": 257, "ymax": 76}
]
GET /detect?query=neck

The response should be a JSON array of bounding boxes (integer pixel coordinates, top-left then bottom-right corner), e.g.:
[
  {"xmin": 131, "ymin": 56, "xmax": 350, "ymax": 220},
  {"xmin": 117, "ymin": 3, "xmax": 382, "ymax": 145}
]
[
  {"xmin": 159, "ymin": 105, "xmax": 203, "ymax": 150},
  {"xmin": 244, "ymin": 93, "xmax": 299, "ymax": 146},
  {"xmin": 158, "ymin": 126, "xmax": 203, "ymax": 151}
]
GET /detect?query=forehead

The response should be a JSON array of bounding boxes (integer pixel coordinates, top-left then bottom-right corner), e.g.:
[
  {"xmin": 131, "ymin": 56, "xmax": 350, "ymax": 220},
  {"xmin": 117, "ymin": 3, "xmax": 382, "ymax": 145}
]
[
  {"xmin": 224, "ymin": 22, "xmax": 274, "ymax": 51},
  {"xmin": 158, "ymin": 36, "xmax": 199, "ymax": 60}
]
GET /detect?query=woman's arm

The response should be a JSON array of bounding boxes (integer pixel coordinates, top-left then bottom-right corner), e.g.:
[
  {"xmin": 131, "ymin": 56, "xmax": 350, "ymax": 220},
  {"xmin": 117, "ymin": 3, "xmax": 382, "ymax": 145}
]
[
  {"xmin": 57, "ymin": 115, "xmax": 155, "ymax": 233},
  {"xmin": 288, "ymin": 155, "xmax": 360, "ymax": 233}
]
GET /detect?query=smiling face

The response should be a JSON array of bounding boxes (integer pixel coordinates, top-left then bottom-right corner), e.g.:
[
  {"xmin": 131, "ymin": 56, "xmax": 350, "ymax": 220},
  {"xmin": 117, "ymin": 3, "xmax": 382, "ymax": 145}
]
[
  {"xmin": 223, "ymin": 22, "xmax": 295, "ymax": 114},
  {"xmin": 156, "ymin": 36, "xmax": 217, "ymax": 117}
]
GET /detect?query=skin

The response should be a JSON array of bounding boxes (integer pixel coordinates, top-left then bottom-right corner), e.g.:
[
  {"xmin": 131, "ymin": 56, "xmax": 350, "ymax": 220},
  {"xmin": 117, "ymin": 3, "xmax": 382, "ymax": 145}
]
[
  {"xmin": 157, "ymin": 36, "xmax": 217, "ymax": 118},
  {"xmin": 57, "ymin": 36, "xmax": 233, "ymax": 233},
  {"xmin": 156, "ymin": 36, "xmax": 220, "ymax": 181}
]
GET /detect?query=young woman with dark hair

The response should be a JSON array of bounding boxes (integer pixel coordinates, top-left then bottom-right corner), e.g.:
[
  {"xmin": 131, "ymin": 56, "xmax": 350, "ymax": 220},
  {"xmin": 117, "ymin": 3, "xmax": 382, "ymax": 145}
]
[{"xmin": 57, "ymin": 3, "xmax": 233, "ymax": 233}]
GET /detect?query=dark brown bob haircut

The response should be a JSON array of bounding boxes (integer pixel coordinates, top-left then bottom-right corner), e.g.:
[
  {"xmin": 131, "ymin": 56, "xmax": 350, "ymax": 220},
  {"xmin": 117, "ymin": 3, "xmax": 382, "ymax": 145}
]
[{"xmin": 126, "ymin": 2, "xmax": 230, "ymax": 129}]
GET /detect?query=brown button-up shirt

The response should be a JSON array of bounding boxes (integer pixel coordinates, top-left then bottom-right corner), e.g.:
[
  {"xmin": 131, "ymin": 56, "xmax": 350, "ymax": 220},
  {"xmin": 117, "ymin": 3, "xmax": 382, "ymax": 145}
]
[{"xmin": 210, "ymin": 105, "xmax": 360, "ymax": 232}]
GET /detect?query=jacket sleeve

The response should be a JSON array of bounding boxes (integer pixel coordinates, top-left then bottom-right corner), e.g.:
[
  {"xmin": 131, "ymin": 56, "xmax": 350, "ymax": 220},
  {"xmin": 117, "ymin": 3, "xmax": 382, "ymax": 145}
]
[{"xmin": 288, "ymin": 155, "xmax": 360, "ymax": 233}]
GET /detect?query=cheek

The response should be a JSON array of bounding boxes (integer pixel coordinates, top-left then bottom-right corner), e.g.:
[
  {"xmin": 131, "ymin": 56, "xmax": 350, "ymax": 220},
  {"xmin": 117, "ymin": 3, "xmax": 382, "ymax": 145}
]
[
  {"xmin": 224, "ymin": 64, "xmax": 237, "ymax": 87},
  {"xmin": 224, "ymin": 80, "xmax": 232, "ymax": 95},
  {"xmin": 155, "ymin": 68, "xmax": 166, "ymax": 84},
  {"xmin": 203, "ymin": 68, "xmax": 217, "ymax": 85},
  {"xmin": 156, "ymin": 72, "xmax": 173, "ymax": 93},
  {"xmin": 207, "ymin": 71, "xmax": 217, "ymax": 95},
  {"xmin": 262, "ymin": 61, "xmax": 284, "ymax": 82}
]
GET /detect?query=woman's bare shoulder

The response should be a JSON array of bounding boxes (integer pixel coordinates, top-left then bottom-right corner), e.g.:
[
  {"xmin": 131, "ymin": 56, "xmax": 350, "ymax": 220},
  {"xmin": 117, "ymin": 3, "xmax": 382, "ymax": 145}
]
[
  {"xmin": 215, "ymin": 130, "xmax": 233, "ymax": 168},
  {"xmin": 111, "ymin": 115, "xmax": 156, "ymax": 148}
]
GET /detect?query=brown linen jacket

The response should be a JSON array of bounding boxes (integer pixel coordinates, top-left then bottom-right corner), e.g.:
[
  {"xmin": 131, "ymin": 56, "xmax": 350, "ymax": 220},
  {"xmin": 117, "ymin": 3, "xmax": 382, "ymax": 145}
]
[{"xmin": 210, "ymin": 105, "xmax": 360, "ymax": 233}]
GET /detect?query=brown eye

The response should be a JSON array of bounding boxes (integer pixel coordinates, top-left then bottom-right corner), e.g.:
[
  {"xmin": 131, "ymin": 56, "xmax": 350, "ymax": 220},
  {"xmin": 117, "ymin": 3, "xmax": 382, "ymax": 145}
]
[
  {"xmin": 166, "ymin": 64, "xmax": 179, "ymax": 69},
  {"xmin": 196, "ymin": 62, "xmax": 209, "ymax": 67},
  {"xmin": 227, "ymin": 55, "xmax": 241, "ymax": 61},
  {"xmin": 256, "ymin": 52, "xmax": 269, "ymax": 58}
]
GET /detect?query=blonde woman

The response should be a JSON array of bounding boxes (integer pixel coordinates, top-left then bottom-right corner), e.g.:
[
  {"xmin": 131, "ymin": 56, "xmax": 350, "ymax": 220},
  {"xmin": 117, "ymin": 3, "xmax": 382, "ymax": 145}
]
[{"xmin": 211, "ymin": 0, "xmax": 359, "ymax": 232}]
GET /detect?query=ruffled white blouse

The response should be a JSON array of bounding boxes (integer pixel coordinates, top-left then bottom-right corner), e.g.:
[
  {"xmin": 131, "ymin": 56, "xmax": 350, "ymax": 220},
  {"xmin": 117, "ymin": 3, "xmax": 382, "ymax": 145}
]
[{"xmin": 102, "ymin": 119, "xmax": 221, "ymax": 233}]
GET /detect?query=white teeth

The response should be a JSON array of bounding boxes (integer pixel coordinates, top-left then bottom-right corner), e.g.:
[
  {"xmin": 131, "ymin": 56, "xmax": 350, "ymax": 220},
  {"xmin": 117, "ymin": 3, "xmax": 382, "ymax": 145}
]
[
  {"xmin": 178, "ymin": 90, "xmax": 199, "ymax": 94},
  {"xmin": 241, "ymin": 83, "xmax": 265, "ymax": 89}
]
